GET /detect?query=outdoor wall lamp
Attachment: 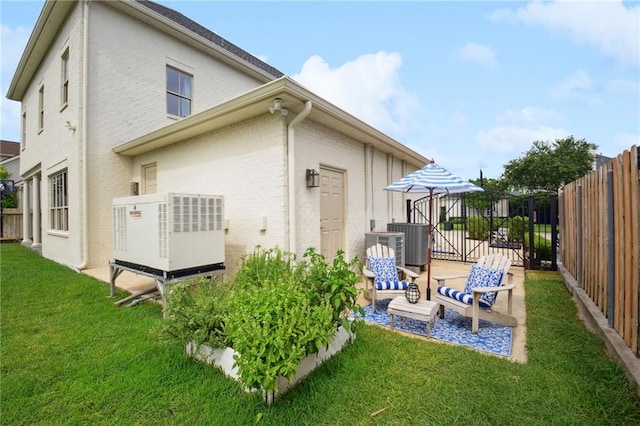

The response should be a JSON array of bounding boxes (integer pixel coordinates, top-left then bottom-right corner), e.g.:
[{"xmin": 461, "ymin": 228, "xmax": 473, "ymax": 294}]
[
  {"xmin": 306, "ymin": 169, "xmax": 320, "ymax": 188},
  {"xmin": 269, "ymin": 97, "xmax": 288, "ymax": 116}
]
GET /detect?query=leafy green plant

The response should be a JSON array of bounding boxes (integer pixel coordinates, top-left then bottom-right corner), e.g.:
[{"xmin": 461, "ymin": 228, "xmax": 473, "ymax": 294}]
[
  {"xmin": 507, "ymin": 215, "xmax": 527, "ymax": 242},
  {"xmin": 163, "ymin": 277, "xmax": 231, "ymax": 349},
  {"xmin": 233, "ymin": 246, "xmax": 305, "ymax": 291},
  {"xmin": 302, "ymin": 247, "xmax": 364, "ymax": 333},
  {"xmin": 467, "ymin": 216, "xmax": 489, "ymax": 240},
  {"xmin": 225, "ymin": 278, "xmax": 335, "ymax": 393}
]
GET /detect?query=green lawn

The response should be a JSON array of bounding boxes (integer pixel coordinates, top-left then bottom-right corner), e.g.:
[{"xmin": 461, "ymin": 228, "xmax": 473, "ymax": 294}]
[{"xmin": 1, "ymin": 243, "xmax": 639, "ymax": 425}]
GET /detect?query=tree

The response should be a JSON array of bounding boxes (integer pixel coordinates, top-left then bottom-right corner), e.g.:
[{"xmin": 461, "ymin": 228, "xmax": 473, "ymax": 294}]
[
  {"xmin": 465, "ymin": 176, "xmax": 510, "ymax": 216},
  {"xmin": 0, "ymin": 164, "xmax": 18, "ymax": 208},
  {"xmin": 502, "ymin": 136, "xmax": 595, "ymax": 192}
]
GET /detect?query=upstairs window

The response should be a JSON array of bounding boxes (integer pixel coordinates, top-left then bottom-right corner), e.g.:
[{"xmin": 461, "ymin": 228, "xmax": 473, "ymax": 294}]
[
  {"xmin": 50, "ymin": 170, "xmax": 68, "ymax": 232},
  {"xmin": 166, "ymin": 66, "xmax": 192, "ymax": 117},
  {"xmin": 61, "ymin": 49, "xmax": 69, "ymax": 108},
  {"xmin": 38, "ymin": 86, "xmax": 44, "ymax": 131}
]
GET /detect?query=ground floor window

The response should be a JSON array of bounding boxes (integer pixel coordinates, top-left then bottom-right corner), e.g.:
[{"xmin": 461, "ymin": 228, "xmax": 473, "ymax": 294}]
[{"xmin": 50, "ymin": 170, "xmax": 68, "ymax": 231}]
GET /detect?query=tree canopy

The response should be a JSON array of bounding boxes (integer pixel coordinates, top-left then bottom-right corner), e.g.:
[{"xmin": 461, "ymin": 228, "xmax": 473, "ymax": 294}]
[{"xmin": 502, "ymin": 136, "xmax": 596, "ymax": 192}]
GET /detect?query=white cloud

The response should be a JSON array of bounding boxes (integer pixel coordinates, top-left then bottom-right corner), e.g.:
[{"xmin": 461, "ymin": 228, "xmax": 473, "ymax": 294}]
[
  {"xmin": 491, "ymin": 0, "xmax": 640, "ymax": 67},
  {"xmin": 456, "ymin": 42, "xmax": 496, "ymax": 68},
  {"xmin": 291, "ymin": 52, "xmax": 419, "ymax": 135},
  {"xmin": 606, "ymin": 79, "xmax": 640, "ymax": 96},
  {"xmin": 548, "ymin": 69, "xmax": 600, "ymax": 106},
  {"xmin": 477, "ymin": 107, "xmax": 568, "ymax": 154},
  {"xmin": 1, "ymin": 24, "xmax": 31, "ymax": 141}
]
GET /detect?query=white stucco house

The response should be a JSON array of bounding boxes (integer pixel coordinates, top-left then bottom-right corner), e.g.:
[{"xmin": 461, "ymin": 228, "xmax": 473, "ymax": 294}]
[{"xmin": 7, "ymin": 0, "xmax": 428, "ymax": 276}]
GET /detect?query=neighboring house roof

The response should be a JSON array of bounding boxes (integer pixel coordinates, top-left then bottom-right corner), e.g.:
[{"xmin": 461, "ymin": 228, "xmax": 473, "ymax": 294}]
[
  {"xmin": 0, "ymin": 141, "xmax": 20, "ymax": 160},
  {"xmin": 7, "ymin": 0, "xmax": 283, "ymax": 101},
  {"xmin": 135, "ymin": 0, "xmax": 283, "ymax": 79},
  {"xmin": 595, "ymin": 154, "xmax": 613, "ymax": 169}
]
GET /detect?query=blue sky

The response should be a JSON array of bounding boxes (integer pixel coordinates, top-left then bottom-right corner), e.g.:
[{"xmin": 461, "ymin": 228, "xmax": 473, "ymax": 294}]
[{"xmin": 1, "ymin": 0, "xmax": 639, "ymax": 180}]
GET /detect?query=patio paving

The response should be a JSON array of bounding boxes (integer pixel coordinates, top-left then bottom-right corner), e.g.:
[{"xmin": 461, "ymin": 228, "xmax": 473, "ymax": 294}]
[{"xmin": 84, "ymin": 258, "xmax": 527, "ymax": 363}]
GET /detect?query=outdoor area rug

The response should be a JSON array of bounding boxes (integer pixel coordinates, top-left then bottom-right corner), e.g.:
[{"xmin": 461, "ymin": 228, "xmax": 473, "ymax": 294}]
[{"xmin": 353, "ymin": 299, "xmax": 513, "ymax": 357}]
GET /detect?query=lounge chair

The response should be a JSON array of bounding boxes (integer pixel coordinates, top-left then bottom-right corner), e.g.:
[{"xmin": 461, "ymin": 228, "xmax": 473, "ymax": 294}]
[
  {"xmin": 363, "ymin": 243, "xmax": 419, "ymax": 312},
  {"xmin": 432, "ymin": 253, "xmax": 516, "ymax": 334}
]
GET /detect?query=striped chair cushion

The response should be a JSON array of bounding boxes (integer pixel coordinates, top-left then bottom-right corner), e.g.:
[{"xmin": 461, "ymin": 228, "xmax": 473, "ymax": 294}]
[
  {"xmin": 375, "ymin": 280, "xmax": 409, "ymax": 291},
  {"xmin": 368, "ymin": 256, "xmax": 408, "ymax": 291},
  {"xmin": 436, "ymin": 286, "xmax": 493, "ymax": 309}
]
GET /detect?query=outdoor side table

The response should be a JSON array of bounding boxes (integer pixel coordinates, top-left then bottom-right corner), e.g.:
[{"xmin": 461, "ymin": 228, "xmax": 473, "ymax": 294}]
[{"xmin": 388, "ymin": 296, "xmax": 439, "ymax": 337}]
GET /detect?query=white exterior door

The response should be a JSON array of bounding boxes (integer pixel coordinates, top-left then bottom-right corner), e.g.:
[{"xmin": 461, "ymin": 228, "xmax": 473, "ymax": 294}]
[
  {"xmin": 320, "ymin": 168, "xmax": 345, "ymax": 261},
  {"xmin": 142, "ymin": 163, "xmax": 157, "ymax": 194}
]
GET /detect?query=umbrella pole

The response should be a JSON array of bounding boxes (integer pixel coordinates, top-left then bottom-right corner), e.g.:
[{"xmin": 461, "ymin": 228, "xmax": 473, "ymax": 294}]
[{"xmin": 426, "ymin": 189, "xmax": 433, "ymax": 300}]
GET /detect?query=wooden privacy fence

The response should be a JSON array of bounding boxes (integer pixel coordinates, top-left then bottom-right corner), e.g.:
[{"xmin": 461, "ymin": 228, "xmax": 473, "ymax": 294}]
[
  {"xmin": 1, "ymin": 208, "xmax": 23, "ymax": 241},
  {"xmin": 560, "ymin": 145, "xmax": 640, "ymax": 354}
]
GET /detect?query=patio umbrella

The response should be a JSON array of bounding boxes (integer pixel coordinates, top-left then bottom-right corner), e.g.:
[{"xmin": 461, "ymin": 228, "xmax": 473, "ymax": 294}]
[{"xmin": 384, "ymin": 162, "xmax": 484, "ymax": 300}]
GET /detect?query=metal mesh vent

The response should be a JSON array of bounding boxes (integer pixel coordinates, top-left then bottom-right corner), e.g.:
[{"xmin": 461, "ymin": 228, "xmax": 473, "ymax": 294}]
[
  {"xmin": 113, "ymin": 206, "xmax": 127, "ymax": 251},
  {"xmin": 158, "ymin": 203, "xmax": 168, "ymax": 258}
]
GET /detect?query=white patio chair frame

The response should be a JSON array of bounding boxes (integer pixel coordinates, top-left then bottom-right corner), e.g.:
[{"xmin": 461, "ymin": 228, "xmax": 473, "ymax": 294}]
[
  {"xmin": 432, "ymin": 253, "xmax": 516, "ymax": 334},
  {"xmin": 363, "ymin": 243, "xmax": 419, "ymax": 312}
]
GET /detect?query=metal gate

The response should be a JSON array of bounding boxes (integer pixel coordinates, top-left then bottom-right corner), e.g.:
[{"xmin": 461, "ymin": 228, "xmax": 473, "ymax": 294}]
[{"xmin": 407, "ymin": 191, "xmax": 557, "ymax": 270}]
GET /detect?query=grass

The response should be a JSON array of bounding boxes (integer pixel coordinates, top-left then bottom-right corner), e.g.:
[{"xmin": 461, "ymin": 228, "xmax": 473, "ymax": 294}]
[{"xmin": 2, "ymin": 243, "xmax": 639, "ymax": 425}]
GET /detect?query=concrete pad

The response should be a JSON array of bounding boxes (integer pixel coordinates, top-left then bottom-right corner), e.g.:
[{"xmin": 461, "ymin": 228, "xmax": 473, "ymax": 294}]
[{"xmin": 358, "ymin": 260, "xmax": 527, "ymax": 363}]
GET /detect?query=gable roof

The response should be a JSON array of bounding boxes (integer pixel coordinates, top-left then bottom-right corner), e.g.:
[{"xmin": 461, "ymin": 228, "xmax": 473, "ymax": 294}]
[
  {"xmin": 135, "ymin": 1, "xmax": 283, "ymax": 79},
  {"xmin": 7, "ymin": 0, "xmax": 283, "ymax": 101},
  {"xmin": 0, "ymin": 141, "xmax": 21, "ymax": 159}
]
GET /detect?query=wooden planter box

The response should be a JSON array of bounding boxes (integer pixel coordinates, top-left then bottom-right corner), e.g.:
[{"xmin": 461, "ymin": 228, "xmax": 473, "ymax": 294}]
[{"xmin": 186, "ymin": 325, "xmax": 355, "ymax": 405}]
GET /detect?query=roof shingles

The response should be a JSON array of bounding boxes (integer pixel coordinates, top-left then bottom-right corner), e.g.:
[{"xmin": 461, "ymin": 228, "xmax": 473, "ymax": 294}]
[{"xmin": 136, "ymin": 0, "xmax": 284, "ymax": 79}]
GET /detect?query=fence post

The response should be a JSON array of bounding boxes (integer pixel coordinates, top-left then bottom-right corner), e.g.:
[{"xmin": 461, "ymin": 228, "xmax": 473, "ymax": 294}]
[
  {"xmin": 406, "ymin": 199, "xmax": 412, "ymax": 223},
  {"xmin": 528, "ymin": 196, "xmax": 534, "ymax": 269},
  {"xmin": 577, "ymin": 184, "xmax": 583, "ymax": 287},
  {"xmin": 607, "ymin": 170, "xmax": 615, "ymax": 327}
]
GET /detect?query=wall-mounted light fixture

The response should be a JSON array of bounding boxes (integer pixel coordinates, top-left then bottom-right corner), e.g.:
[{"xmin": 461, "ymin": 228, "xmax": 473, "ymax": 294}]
[
  {"xmin": 269, "ymin": 97, "xmax": 288, "ymax": 116},
  {"xmin": 306, "ymin": 169, "xmax": 320, "ymax": 188}
]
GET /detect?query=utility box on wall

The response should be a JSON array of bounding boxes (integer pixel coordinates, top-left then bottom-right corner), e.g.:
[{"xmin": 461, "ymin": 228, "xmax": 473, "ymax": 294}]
[{"xmin": 112, "ymin": 193, "xmax": 225, "ymax": 277}]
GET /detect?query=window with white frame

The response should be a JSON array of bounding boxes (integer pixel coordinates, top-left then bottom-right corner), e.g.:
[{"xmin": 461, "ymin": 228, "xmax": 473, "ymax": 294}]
[
  {"xmin": 61, "ymin": 49, "xmax": 69, "ymax": 107},
  {"xmin": 50, "ymin": 170, "xmax": 68, "ymax": 232},
  {"xmin": 166, "ymin": 66, "xmax": 192, "ymax": 117},
  {"xmin": 38, "ymin": 86, "xmax": 44, "ymax": 131}
]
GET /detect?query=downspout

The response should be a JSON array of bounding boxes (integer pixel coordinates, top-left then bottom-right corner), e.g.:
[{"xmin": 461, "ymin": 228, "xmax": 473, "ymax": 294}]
[
  {"xmin": 364, "ymin": 144, "xmax": 373, "ymax": 231},
  {"xmin": 77, "ymin": 0, "xmax": 89, "ymax": 270},
  {"xmin": 287, "ymin": 100, "xmax": 312, "ymax": 254}
]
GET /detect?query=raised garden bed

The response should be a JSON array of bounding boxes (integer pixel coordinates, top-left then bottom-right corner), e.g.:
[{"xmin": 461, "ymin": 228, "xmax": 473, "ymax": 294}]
[{"xmin": 187, "ymin": 325, "xmax": 355, "ymax": 405}]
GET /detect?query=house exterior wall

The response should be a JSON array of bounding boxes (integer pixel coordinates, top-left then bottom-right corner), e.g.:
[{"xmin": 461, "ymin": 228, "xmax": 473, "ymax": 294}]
[
  {"xmin": 129, "ymin": 114, "xmax": 286, "ymax": 275},
  {"xmin": 295, "ymin": 119, "xmax": 367, "ymax": 263},
  {"xmin": 18, "ymin": 3, "xmax": 84, "ymax": 267},
  {"xmin": 67, "ymin": 2, "xmax": 269, "ymax": 269}
]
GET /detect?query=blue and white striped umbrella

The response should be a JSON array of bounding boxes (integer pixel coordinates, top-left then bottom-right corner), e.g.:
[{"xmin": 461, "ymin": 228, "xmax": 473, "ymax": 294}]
[
  {"xmin": 384, "ymin": 162, "xmax": 484, "ymax": 195},
  {"xmin": 384, "ymin": 162, "xmax": 483, "ymax": 300}
]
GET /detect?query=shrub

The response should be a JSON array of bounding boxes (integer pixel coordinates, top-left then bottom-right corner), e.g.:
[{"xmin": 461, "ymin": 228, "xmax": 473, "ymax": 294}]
[
  {"xmin": 163, "ymin": 245, "xmax": 364, "ymax": 395},
  {"xmin": 163, "ymin": 277, "xmax": 231, "ymax": 349},
  {"xmin": 507, "ymin": 216, "xmax": 527, "ymax": 242},
  {"xmin": 468, "ymin": 216, "xmax": 489, "ymax": 240},
  {"xmin": 302, "ymin": 248, "xmax": 364, "ymax": 333},
  {"xmin": 225, "ymin": 278, "xmax": 335, "ymax": 393}
]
